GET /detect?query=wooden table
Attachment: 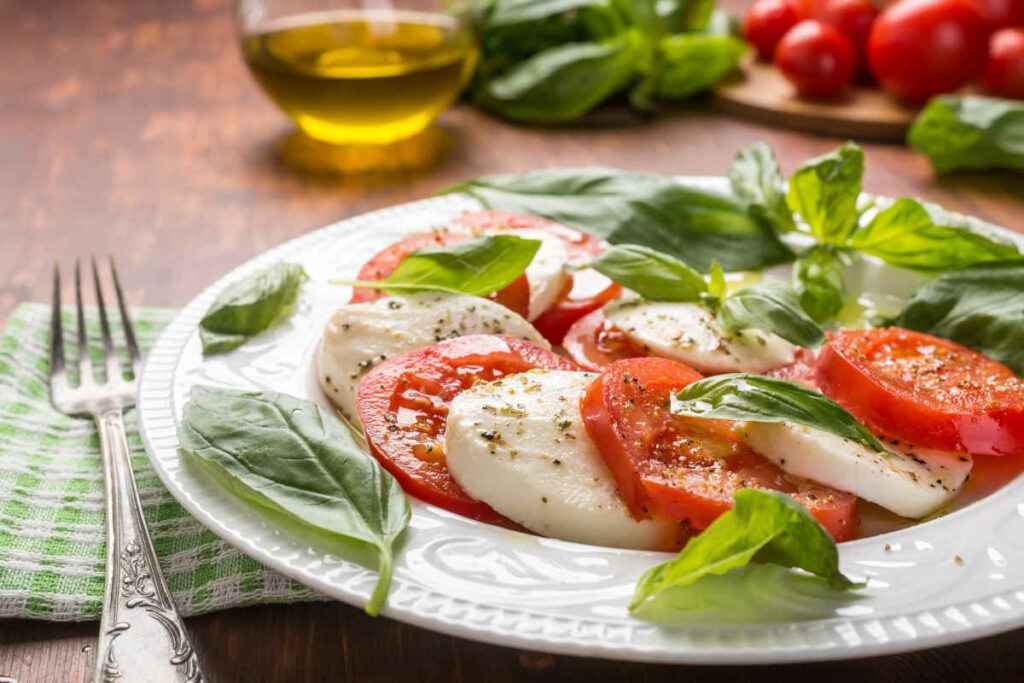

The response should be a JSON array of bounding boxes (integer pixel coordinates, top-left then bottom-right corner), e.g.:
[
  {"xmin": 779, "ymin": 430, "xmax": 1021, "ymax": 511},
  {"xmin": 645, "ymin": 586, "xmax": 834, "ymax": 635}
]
[{"xmin": 2, "ymin": 0, "xmax": 1023, "ymax": 680}]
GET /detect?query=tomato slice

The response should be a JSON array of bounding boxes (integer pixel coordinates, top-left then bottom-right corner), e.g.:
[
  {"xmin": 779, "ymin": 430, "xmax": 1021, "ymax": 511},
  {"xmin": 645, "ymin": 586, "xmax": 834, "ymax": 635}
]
[
  {"xmin": 349, "ymin": 230, "xmax": 531, "ymax": 319},
  {"xmin": 580, "ymin": 357, "xmax": 859, "ymax": 541},
  {"xmin": 563, "ymin": 309, "xmax": 646, "ymax": 371},
  {"xmin": 818, "ymin": 328, "xmax": 1024, "ymax": 456},
  {"xmin": 357, "ymin": 335, "xmax": 579, "ymax": 524}
]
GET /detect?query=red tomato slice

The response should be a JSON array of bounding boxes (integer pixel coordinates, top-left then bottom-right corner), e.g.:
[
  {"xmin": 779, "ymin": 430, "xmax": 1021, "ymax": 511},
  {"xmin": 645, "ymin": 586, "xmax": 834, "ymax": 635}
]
[
  {"xmin": 532, "ymin": 277, "xmax": 623, "ymax": 345},
  {"xmin": 357, "ymin": 335, "xmax": 579, "ymax": 524},
  {"xmin": 580, "ymin": 357, "xmax": 859, "ymax": 541},
  {"xmin": 349, "ymin": 230, "xmax": 531, "ymax": 319},
  {"xmin": 563, "ymin": 309, "xmax": 647, "ymax": 371},
  {"xmin": 818, "ymin": 328, "xmax": 1024, "ymax": 456},
  {"xmin": 451, "ymin": 210, "xmax": 605, "ymax": 263}
]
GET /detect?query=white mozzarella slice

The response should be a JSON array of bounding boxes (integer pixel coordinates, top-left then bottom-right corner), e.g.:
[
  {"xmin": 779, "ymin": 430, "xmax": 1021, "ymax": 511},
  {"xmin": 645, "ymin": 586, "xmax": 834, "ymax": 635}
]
[
  {"xmin": 445, "ymin": 370, "xmax": 681, "ymax": 551},
  {"xmin": 318, "ymin": 293, "xmax": 548, "ymax": 425},
  {"xmin": 737, "ymin": 422, "xmax": 973, "ymax": 519},
  {"xmin": 604, "ymin": 296, "xmax": 797, "ymax": 374},
  {"xmin": 515, "ymin": 228, "xmax": 571, "ymax": 321}
]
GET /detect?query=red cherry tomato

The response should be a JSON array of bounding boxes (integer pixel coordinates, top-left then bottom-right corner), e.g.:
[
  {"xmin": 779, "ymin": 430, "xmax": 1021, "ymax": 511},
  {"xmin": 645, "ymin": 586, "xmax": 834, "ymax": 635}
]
[
  {"xmin": 817, "ymin": 328, "xmax": 1024, "ymax": 456},
  {"xmin": 971, "ymin": 0, "xmax": 1024, "ymax": 30},
  {"xmin": 579, "ymin": 358, "xmax": 859, "ymax": 540},
  {"xmin": 821, "ymin": 0, "xmax": 880, "ymax": 62},
  {"xmin": 744, "ymin": 0, "xmax": 805, "ymax": 60},
  {"xmin": 868, "ymin": 0, "xmax": 990, "ymax": 103},
  {"xmin": 983, "ymin": 28, "xmax": 1024, "ymax": 99},
  {"xmin": 775, "ymin": 20, "xmax": 857, "ymax": 97}
]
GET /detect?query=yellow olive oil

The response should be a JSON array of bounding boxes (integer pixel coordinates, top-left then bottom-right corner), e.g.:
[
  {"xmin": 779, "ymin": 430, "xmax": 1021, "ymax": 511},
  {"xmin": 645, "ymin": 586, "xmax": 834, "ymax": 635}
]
[{"xmin": 242, "ymin": 11, "xmax": 477, "ymax": 145}]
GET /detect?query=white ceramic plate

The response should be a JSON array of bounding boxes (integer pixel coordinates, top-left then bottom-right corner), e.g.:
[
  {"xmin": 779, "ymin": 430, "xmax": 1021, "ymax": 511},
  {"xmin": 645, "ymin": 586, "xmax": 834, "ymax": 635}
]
[{"xmin": 138, "ymin": 180, "xmax": 1024, "ymax": 664}]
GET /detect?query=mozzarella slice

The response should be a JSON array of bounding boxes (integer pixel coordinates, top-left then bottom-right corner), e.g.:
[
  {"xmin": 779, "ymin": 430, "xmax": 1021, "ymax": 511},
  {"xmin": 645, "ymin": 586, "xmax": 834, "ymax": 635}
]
[
  {"xmin": 604, "ymin": 296, "xmax": 797, "ymax": 374},
  {"xmin": 516, "ymin": 228, "xmax": 571, "ymax": 321},
  {"xmin": 445, "ymin": 370, "xmax": 681, "ymax": 551},
  {"xmin": 318, "ymin": 293, "xmax": 548, "ymax": 425},
  {"xmin": 737, "ymin": 422, "xmax": 973, "ymax": 519}
]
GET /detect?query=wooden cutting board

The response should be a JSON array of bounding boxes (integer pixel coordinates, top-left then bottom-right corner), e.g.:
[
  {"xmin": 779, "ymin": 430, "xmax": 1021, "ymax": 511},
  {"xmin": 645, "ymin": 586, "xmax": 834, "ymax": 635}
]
[{"xmin": 714, "ymin": 56, "xmax": 920, "ymax": 142}]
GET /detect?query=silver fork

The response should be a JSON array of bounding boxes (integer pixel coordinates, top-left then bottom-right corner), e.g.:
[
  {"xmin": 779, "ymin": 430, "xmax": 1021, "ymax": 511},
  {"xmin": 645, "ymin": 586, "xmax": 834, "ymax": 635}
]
[{"xmin": 50, "ymin": 258, "xmax": 204, "ymax": 683}]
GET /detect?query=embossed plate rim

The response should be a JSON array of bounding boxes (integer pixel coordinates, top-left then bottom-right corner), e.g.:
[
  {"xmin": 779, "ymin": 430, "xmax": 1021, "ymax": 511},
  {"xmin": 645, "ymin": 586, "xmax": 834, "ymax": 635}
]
[{"xmin": 138, "ymin": 180, "xmax": 1024, "ymax": 664}]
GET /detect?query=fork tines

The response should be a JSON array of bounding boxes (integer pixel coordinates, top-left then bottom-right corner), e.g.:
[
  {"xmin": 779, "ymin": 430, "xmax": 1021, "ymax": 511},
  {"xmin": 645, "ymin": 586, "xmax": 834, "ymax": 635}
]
[{"xmin": 49, "ymin": 258, "xmax": 141, "ymax": 394}]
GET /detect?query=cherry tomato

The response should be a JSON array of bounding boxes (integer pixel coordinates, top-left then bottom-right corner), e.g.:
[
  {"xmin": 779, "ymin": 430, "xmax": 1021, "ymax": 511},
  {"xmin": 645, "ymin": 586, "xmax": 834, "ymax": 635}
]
[
  {"xmin": 971, "ymin": 0, "xmax": 1024, "ymax": 30},
  {"xmin": 580, "ymin": 358, "xmax": 859, "ymax": 540},
  {"xmin": 983, "ymin": 28, "xmax": 1024, "ymax": 99},
  {"xmin": 562, "ymin": 309, "xmax": 646, "ymax": 371},
  {"xmin": 775, "ymin": 20, "xmax": 857, "ymax": 97},
  {"xmin": 821, "ymin": 0, "xmax": 880, "ymax": 62},
  {"xmin": 744, "ymin": 0, "xmax": 805, "ymax": 60},
  {"xmin": 357, "ymin": 335, "xmax": 579, "ymax": 524},
  {"xmin": 868, "ymin": 0, "xmax": 990, "ymax": 103},
  {"xmin": 817, "ymin": 328, "xmax": 1024, "ymax": 456}
]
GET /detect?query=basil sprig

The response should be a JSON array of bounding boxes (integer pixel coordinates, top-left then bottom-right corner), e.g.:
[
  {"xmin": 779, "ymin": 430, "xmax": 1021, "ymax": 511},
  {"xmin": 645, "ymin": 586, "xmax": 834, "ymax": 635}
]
[
  {"xmin": 199, "ymin": 262, "xmax": 308, "ymax": 356},
  {"xmin": 448, "ymin": 167, "xmax": 794, "ymax": 272},
  {"xmin": 908, "ymin": 95, "xmax": 1024, "ymax": 174},
  {"xmin": 586, "ymin": 245, "xmax": 823, "ymax": 347},
  {"xmin": 470, "ymin": 0, "xmax": 746, "ymax": 123},
  {"xmin": 729, "ymin": 141, "xmax": 796, "ymax": 233},
  {"xmin": 671, "ymin": 373, "xmax": 887, "ymax": 453},
  {"xmin": 891, "ymin": 259, "xmax": 1024, "ymax": 375},
  {"xmin": 631, "ymin": 489, "xmax": 859, "ymax": 617},
  {"xmin": 336, "ymin": 235, "xmax": 540, "ymax": 298},
  {"xmin": 792, "ymin": 246, "xmax": 845, "ymax": 325},
  {"xmin": 179, "ymin": 387, "xmax": 410, "ymax": 616}
]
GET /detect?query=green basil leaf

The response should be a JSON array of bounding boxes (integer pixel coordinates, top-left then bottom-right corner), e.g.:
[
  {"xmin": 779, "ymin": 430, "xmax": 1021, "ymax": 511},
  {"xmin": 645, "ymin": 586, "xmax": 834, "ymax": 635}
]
[
  {"xmin": 337, "ymin": 235, "xmax": 540, "ymax": 297},
  {"xmin": 474, "ymin": 0, "xmax": 617, "ymax": 66},
  {"xmin": 786, "ymin": 142, "xmax": 864, "ymax": 245},
  {"xmin": 729, "ymin": 142, "xmax": 797, "ymax": 233},
  {"xmin": 671, "ymin": 373, "xmax": 887, "ymax": 452},
  {"xmin": 891, "ymin": 259, "xmax": 1024, "ymax": 375},
  {"xmin": 585, "ymin": 243, "xmax": 709, "ymax": 301},
  {"xmin": 198, "ymin": 262, "xmax": 307, "ymax": 356},
  {"xmin": 655, "ymin": 34, "xmax": 747, "ymax": 100},
  {"xmin": 447, "ymin": 168, "xmax": 795, "ymax": 272},
  {"xmin": 849, "ymin": 197, "xmax": 1020, "ymax": 272},
  {"xmin": 178, "ymin": 386, "xmax": 410, "ymax": 616},
  {"xmin": 793, "ymin": 246, "xmax": 845, "ymax": 324},
  {"xmin": 707, "ymin": 259, "xmax": 727, "ymax": 301},
  {"xmin": 475, "ymin": 33, "xmax": 642, "ymax": 123},
  {"xmin": 718, "ymin": 282, "xmax": 824, "ymax": 348},
  {"xmin": 908, "ymin": 95, "xmax": 1024, "ymax": 174},
  {"xmin": 631, "ymin": 489, "xmax": 858, "ymax": 614}
]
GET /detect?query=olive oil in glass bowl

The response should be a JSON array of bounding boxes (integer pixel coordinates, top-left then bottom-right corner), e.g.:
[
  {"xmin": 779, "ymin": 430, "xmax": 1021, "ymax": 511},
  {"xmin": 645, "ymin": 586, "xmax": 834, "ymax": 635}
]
[{"xmin": 238, "ymin": 1, "xmax": 477, "ymax": 146}]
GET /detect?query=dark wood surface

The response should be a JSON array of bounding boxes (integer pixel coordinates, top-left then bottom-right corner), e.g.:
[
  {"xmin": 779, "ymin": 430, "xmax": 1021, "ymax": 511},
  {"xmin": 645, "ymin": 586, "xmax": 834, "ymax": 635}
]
[{"xmin": 2, "ymin": 0, "xmax": 1023, "ymax": 681}]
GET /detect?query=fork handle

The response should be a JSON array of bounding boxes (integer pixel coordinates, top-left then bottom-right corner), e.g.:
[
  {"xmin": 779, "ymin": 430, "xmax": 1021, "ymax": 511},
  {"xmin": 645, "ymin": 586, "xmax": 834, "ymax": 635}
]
[{"xmin": 94, "ymin": 408, "xmax": 204, "ymax": 683}]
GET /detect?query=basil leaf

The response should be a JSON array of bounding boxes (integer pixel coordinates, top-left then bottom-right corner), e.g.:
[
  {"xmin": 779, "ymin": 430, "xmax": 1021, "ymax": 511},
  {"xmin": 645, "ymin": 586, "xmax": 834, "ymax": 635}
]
[
  {"xmin": 178, "ymin": 386, "xmax": 410, "ymax": 616},
  {"xmin": 631, "ymin": 489, "xmax": 858, "ymax": 614},
  {"xmin": 850, "ymin": 198, "xmax": 1020, "ymax": 272},
  {"xmin": 474, "ymin": 0, "xmax": 615, "ymax": 64},
  {"xmin": 793, "ymin": 246, "xmax": 845, "ymax": 324},
  {"xmin": 729, "ymin": 142, "xmax": 796, "ymax": 233},
  {"xmin": 786, "ymin": 142, "xmax": 864, "ymax": 245},
  {"xmin": 448, "ymin": 168, "xmax": 795, "ymax": 272},
  {"xmin": 475, "ymin": 34, "xmax": 642, "ymax": 124},
  {"xmin": 655, "ymin": 34, "xmax": 747, "ymax": 100},
  {"xmin": 908, "ymin": 95, "xmax": 1024, "ymax": 174},
  {"xmin": 671, "ymin": 373, "xmax": 887, "ymax": 452},
  {"xmin": 707, "ymin": 259, "xmax": 727, "ymax": 301},
  {"xmin": 718, "ymin": 282, "xmax": 824, "ymax": 348},
  {"xmin": 338, "ymin": 235, "xmax": 540, "ymax": 297},
  {"xmin": 198, "ymin": 262, "xmax": 307, "ymax": 356},
  {"xmin": 585, "ymin": 243, "xmax": 708, "ymax": 301},
  {"xmin": 891, "ymin": 259, "xmax": 1024, "ymax": 375}
]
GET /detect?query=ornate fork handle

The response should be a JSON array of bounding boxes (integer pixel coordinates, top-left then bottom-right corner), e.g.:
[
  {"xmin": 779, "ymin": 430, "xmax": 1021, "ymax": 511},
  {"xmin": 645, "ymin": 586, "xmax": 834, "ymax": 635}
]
[{"xmin": 94, "ymin": 408, "xmax": 202, "ymax": 683}]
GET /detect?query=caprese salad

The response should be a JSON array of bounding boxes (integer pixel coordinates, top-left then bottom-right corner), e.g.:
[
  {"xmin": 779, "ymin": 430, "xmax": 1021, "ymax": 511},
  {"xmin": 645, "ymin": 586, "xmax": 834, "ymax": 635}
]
[{"xmin": 317, "ymin": 208, "xmax": 1024, "ymax": 552}]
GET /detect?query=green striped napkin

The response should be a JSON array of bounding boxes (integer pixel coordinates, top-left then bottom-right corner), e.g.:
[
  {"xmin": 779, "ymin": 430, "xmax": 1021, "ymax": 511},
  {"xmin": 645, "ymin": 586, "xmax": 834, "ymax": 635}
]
[{"xmin": 0, "ymin": 303, "xmax": 322, "ymax": 621}]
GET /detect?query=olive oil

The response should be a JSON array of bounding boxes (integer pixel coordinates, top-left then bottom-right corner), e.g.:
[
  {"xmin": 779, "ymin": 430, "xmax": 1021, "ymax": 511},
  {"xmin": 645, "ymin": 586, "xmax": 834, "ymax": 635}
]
[{"xmin": 242, "ymin": 11, "xmax": 477, "ymax": 145}]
